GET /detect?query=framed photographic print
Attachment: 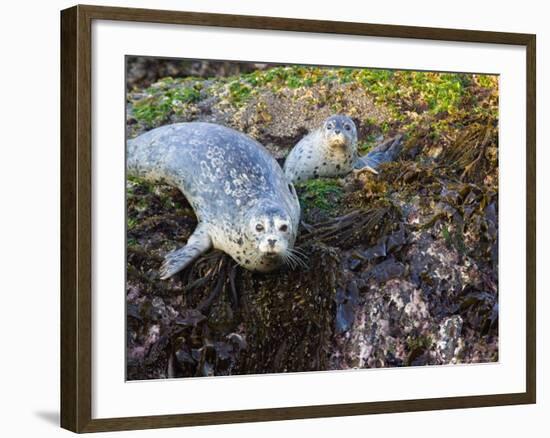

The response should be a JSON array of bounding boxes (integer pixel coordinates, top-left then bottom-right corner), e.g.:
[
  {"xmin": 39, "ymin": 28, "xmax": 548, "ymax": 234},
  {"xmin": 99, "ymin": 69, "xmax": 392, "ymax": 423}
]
[{"xmin": 60, "ymin": 4, "xmax": 536, "ymax": 433}]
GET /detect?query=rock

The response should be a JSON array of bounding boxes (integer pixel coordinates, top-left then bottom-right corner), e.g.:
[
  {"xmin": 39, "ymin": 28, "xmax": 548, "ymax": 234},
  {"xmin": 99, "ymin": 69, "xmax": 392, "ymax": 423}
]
[
  {"xmin": 436, "ymin": 316, "xmax": 463, "ymax": 363},
  {"xmin": 364, "ymin": 258, "xmax": 405, "ymax": 283},
  {"xmin": 335, "ymin": 282, "xmax": 360, "ymax": 334},
  {"xmin": 362, "ymin": 240, "xmax": 387, "ymax": 261}
]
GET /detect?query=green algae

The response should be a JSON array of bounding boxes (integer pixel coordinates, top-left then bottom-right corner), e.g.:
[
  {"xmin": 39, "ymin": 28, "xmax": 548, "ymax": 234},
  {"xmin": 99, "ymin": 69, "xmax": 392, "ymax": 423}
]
[{"xmin": 296, "ymin": 179, "xmax": 343, "ymax": 212}]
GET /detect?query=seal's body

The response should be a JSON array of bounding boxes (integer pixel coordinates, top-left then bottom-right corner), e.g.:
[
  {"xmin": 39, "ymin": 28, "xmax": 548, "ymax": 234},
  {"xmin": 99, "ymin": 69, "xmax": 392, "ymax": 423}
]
[
  {"xmin": 127, "ymin": 122, "xmax": 301, "ymax": 279},
  {"xmin": 284, "ymin": 115, "xmax": 358, "ymax": 183}
]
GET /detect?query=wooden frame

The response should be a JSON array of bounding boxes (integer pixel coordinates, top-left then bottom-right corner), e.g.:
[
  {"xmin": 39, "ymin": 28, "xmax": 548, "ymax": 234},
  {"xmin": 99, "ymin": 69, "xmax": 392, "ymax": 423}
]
[{"xmin": 60, "ymin": 4, "xmax": 536, "ymax": 433}]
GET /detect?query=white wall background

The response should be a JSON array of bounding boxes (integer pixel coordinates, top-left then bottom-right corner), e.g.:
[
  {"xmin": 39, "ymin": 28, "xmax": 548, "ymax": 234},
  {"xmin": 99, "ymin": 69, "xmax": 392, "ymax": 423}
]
[{"xmin": 0, "ymin": 0, "xmax": 546, "ymax": 436}]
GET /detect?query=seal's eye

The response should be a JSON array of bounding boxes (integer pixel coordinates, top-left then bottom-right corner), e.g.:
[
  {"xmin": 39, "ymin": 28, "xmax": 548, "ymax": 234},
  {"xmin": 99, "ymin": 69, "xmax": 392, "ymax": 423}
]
[
  {"xmin": 344, "ymin": 124, "xmax": 351, "ymax": 131},
  {"xmin": 326, "ymin": 124, "xmax": 333, "ymax": 130},
  {"xmin": 279, "ymin": 224, "xmax": 288, "ymax": 232},
  {"xmin": 255, "ymin": 224, "xmax": 264, "ymax": 232}
]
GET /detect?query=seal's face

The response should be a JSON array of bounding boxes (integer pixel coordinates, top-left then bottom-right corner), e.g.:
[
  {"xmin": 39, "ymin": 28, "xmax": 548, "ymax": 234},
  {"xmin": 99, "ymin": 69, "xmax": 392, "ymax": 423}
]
[
  {"xmin": 322, "ymin": 115, "xmax": 357, "ymax": 149},
  {"xmin": 244, "ymin": 203, "xmax": 295, "ymax": 272}
]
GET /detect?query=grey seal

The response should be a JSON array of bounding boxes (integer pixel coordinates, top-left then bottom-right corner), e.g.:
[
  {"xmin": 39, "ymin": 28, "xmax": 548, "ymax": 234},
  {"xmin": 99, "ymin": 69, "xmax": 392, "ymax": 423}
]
[
  {"xmin": 283, "ymin": 115, "xmax": 359, "ymax": 183},
  {"xmin": 127, "ymin": 122, "xmax": 301, "ymax": 279}
]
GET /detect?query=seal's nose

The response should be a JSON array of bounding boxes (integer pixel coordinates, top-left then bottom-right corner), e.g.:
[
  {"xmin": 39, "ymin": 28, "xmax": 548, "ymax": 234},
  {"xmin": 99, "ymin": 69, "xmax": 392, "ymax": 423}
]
[
  {"xmin": 268, "ymin": 239, "xmax": 277, "ymax": 247},
  {"xmin": 334, "ymin": 129, "xmax": 341, "ymax": 134}
]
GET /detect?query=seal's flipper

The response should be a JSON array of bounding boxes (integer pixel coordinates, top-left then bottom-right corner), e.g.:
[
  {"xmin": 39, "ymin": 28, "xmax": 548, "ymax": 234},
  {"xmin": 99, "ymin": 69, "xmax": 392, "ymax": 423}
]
[
  {"xmin": 159, "ymin": 224, "xmax": 212, "ymax": 280},
  {"xmin": 354, "ymin": 134, "xmax": 403, "ymax": 172}
]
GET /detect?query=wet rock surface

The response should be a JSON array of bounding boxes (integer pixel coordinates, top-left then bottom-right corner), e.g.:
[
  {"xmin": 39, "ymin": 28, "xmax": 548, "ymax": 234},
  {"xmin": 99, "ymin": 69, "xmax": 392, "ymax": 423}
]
[{"xmin": 126, "ymin": 61, "xmax": 498, "ymax": 380}]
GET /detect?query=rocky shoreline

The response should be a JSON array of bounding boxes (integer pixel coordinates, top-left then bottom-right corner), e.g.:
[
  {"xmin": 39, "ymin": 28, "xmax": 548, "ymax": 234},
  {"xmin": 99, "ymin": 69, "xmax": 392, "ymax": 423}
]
[{"xmin": 126, "ymin": 61, "xmax": 498, "ymax": 380}]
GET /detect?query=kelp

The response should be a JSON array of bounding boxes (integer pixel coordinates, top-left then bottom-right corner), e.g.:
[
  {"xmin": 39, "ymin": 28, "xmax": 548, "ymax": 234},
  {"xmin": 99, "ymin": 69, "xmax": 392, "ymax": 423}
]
[
  {"xmin": 300, "ymin": 206, "xmax": 400, "ymax": 249},
  {"xmin": 438, "ymin": 118, "xmax": 498, "ymax": 184}
]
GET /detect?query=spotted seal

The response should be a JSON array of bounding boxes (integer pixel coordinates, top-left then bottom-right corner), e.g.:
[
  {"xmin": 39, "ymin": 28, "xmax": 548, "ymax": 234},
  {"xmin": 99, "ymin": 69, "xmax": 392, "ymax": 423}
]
[
  {"xmin": 283, "ymin": 115, "xmax": 360, "ymax": 183},
  {"xmin": 127, "ymin": 122, "xmax": 301, "ymax": 279}
]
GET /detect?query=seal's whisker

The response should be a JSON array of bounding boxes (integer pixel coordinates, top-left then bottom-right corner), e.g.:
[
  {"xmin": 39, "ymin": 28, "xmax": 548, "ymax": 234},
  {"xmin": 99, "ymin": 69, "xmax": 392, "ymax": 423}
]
[
  {"xmin": 299, "ymin": 259, "xmax": 309, "ymax": 269},
  {"xmin": 293, "ymin": 255, "xmax": 308, "ymax": 270},
  {"xmin": 283, "ymin": 253, "xmax": 297, "ymax": 270},
  {"xmin": 283, "ymin": 257, "xmax": 291, "ymax": 267},
  {"xmin": 288, "ymin": 248, "xmax": 309, "ymax": 268},
  {"xmin": 284, "ymin": 254, "xmax": 296, "ymax": 269},
  {"xmin": 289, "ymin": 247, "xmax": 309, "ymax": 261},
  {"xmin": 285, "ymin": 251, "xmax": 305, "ymax": 270},
  {"xmin": 296, "ymin": 258, "xmax": 308, "ymax": 270},
  {"xmin": 296, "ymin": 252, "xmax": 310, "ymax": 269},
  {"xmin": 289, "ymin": 246, "xmax": 309, "ymax": 258}
]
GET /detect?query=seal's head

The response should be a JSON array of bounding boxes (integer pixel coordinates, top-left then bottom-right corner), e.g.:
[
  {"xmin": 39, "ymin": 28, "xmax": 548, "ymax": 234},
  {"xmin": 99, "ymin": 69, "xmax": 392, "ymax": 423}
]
[
  {"xmin": 243, "ymin": 201, "xmax": 296, "ymax": 272},
  {"xmin": 322, "ymin": 115, "xmax": 357, "ymax": 149}
]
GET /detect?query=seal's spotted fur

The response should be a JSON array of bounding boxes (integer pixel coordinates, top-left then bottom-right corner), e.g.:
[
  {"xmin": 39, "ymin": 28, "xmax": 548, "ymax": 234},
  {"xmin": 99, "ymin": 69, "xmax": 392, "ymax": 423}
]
[
  {"xmin": 127, "ymin": 122, "xmax": 301, "ymax": 279},
  {"xmin": 284, "ymin": 115, "xmax": 358, "ymax": 183}
]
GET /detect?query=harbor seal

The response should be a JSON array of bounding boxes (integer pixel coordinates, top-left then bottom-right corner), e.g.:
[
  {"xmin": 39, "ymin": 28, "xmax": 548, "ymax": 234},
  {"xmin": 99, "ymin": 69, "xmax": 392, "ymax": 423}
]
[
  {"xmin": 284, "ymin": 115, "xmax": 400, "ymax": 182},
  {"xmin": 284, "ymin": 115, "xmax": 359, "ymax": 183},
  {"xmin": 127, "ymin": 122, "xmax": 301, "ymax": 279}
]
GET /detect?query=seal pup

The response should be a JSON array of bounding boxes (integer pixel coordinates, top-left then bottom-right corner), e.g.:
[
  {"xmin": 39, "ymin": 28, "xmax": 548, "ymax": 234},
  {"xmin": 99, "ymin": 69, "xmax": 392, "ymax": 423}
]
[
  {"xmin": 283, "ymin": 115, "xmax": 359, "ymax": 183},
  {"xmin": 284, "ymin": 116, "xmax": 400, "ymax": 182},
  {"xmin": 127, "ymin": 122, "xmax": 301, "ymax": 279}
]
